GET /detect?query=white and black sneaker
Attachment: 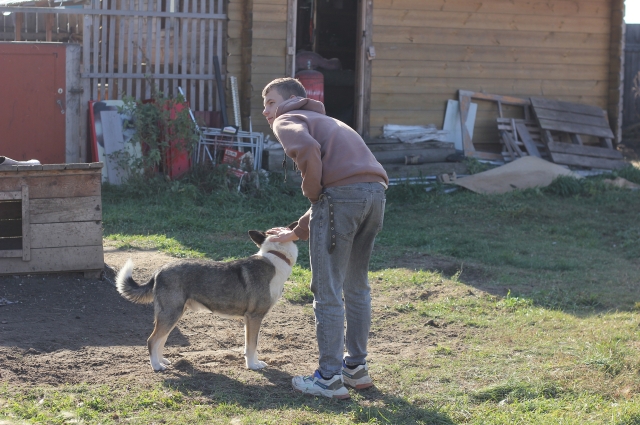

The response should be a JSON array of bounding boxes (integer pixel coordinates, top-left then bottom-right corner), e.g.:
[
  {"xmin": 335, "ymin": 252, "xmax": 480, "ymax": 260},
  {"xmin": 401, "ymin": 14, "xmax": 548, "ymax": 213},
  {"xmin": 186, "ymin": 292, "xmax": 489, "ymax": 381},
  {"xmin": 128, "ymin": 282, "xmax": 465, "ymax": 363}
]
[
  {"xmin": 342, "ymin": 361, "xmax": 374, "ymax": 389},
  {"xmin": 292, "ymin": 370, "xmax": 351, "ymax": 399}
]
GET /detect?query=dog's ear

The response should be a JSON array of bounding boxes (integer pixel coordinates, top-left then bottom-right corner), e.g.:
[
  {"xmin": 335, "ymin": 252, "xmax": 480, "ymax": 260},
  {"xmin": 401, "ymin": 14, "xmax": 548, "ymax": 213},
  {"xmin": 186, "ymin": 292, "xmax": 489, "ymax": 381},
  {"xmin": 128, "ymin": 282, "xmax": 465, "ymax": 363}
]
[
  {"xmin": 248, "ymin": 230, "xmax": 267, "ymax": 247},
  {"xmin": 287, "ymin": 221, "xmax": 298, "ymax": 231}
]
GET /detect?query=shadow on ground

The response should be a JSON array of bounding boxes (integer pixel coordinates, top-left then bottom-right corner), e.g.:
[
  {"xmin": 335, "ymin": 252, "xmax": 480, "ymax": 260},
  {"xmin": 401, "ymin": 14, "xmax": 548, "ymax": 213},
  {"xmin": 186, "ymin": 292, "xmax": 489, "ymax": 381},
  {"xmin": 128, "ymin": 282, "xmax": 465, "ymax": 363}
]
[{"xmin": 163, "ymin": 363, "xmax": 455, "ymax": 424}]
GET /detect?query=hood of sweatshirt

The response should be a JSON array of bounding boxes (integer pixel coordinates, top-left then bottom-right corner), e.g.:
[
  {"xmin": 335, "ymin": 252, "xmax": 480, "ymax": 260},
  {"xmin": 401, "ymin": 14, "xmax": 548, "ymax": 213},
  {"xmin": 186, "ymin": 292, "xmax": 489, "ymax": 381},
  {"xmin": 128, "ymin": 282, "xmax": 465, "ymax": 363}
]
[{"xmin": 275, "ymin": 97, "xmax": 326, "ymax": 118}]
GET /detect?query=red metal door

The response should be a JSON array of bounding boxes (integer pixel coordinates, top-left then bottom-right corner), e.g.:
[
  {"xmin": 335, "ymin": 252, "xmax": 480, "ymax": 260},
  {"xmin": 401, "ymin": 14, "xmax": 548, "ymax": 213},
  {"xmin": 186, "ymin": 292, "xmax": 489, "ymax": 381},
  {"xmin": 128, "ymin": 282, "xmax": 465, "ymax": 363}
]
[{"xmin": 0, "ymin": 43, "xmax": 66, "ymax": 164}]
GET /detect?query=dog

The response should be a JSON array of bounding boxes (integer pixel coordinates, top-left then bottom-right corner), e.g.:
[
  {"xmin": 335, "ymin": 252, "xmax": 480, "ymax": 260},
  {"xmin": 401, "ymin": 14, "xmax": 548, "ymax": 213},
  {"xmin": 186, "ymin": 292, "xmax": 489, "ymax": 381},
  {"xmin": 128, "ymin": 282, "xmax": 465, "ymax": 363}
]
[{"xmin": 115, "ymin": 223, "xmax": 298, "ymax": 371}]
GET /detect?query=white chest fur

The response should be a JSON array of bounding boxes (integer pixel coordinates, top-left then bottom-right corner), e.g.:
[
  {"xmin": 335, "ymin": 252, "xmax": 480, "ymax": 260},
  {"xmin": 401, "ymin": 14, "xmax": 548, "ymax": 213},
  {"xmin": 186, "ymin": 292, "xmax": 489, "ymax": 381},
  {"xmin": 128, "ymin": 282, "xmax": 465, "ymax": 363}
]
[{"xmin": 262, "ymin": 253, "xmax": 291, "ymax": 304}]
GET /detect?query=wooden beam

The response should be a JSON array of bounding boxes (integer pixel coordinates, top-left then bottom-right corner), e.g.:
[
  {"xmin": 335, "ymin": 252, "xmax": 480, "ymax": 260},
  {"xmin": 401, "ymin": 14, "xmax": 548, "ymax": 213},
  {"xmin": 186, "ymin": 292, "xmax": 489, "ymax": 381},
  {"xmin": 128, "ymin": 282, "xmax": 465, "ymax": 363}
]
[
  {"xmin": 14, "ymin": 12, "xmax": 23, "ymax": 41},
  {"xmin": 607, "ymin": 0, "xmax": 625, "ymax": 144},
  {"xmin": 45, "ymin": 14, "xmax": 54, "ymax": 42},
  {"xmin": 515, "ymin": 123, "xmax": 541, "ymax": 158},
  {"xmin": 240, "ymin": 0, "xmax": 254, "ymax": 131},
  {"xmin": 285, "ymin": 0, "xmax": 296, "ymax": 77}
]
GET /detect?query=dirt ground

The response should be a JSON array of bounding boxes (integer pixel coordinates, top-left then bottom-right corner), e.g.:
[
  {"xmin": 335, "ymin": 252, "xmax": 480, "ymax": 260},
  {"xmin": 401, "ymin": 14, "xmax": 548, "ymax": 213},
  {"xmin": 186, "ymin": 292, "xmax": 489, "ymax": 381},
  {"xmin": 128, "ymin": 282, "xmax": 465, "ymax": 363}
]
[{"xmin": 0, "ymin": 247, "xmax": 490, "ymax": 390}]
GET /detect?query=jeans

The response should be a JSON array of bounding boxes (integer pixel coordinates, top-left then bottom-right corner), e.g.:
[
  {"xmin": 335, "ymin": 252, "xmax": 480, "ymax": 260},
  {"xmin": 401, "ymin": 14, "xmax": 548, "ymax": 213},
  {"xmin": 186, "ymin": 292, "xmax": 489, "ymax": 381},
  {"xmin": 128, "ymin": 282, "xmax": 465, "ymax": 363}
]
[{"xmin": 309, "ymin": 182, "xmax": 386, "ymax": 377}]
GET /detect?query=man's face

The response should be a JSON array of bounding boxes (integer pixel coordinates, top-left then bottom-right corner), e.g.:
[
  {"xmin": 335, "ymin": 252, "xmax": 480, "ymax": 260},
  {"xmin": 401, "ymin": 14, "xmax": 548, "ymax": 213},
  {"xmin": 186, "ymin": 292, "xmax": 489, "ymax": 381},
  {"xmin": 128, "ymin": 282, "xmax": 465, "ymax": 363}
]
[{"xmin": 262, "ymin": 89, "xmax": 294, "ymax": 128}]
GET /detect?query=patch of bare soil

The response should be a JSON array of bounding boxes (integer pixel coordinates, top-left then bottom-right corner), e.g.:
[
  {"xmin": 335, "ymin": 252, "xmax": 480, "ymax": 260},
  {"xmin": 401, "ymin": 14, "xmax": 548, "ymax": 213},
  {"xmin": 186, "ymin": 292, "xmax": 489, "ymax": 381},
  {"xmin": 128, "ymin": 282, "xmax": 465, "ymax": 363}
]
[{"xmin": 0, "ymin": 248, "xmax": 487, "ymax": 388}]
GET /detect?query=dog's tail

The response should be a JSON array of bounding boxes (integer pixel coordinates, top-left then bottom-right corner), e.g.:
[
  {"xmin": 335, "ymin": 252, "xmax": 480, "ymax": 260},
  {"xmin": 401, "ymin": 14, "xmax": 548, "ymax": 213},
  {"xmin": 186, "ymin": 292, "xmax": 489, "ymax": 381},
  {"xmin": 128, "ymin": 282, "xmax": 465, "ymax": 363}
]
[{"xmin": 116, "ymin": 259, "xmax": 155, "ymax": 304}]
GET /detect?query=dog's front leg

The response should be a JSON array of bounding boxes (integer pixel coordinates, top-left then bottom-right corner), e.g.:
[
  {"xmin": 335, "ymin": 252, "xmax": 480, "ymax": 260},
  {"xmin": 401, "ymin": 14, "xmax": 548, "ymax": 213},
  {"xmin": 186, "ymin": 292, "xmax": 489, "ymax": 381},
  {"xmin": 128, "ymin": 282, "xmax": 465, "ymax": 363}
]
[{"xmin": 244, "ymin": 313, "xmax": 267, "ymax": 370}]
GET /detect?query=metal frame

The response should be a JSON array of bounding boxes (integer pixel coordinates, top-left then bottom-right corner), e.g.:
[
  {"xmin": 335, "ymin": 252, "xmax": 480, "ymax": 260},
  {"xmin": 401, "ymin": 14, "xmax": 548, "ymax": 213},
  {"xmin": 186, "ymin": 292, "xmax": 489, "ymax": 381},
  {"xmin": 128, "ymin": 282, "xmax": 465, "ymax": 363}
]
[{"xmin": 197, "ymin": 128, "xmax": 264, "ymax": 171}]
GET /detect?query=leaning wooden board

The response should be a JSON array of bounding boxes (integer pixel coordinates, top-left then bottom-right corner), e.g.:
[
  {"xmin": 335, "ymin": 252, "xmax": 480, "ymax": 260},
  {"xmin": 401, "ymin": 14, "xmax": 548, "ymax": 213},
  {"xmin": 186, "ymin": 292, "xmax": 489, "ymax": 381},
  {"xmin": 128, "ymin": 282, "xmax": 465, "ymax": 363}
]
[
  {"xmin": 0, "ymin": 163, "xmax": 104, "ymax": 276},
  {"xmin": 530, "ymin": 97, "xmax": 625, "ymax": 169}
]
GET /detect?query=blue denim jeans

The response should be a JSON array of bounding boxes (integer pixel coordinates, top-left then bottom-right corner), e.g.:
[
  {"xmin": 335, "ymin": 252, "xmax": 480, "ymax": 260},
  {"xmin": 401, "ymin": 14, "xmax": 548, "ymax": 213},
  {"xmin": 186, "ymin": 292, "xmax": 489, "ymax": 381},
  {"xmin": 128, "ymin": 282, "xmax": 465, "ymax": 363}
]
[{"xmin": 309, "ymin": 182, "xmax": 386, "ymax": 377}]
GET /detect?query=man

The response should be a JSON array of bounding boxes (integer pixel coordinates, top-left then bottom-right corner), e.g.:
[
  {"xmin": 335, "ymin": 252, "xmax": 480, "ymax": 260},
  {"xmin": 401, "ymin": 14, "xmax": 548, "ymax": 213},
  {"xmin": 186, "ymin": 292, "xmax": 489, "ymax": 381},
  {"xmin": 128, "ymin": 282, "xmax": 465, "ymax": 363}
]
[{"xmin": 263, "ymin": 77, "xmax": 388, "ymax": 400}]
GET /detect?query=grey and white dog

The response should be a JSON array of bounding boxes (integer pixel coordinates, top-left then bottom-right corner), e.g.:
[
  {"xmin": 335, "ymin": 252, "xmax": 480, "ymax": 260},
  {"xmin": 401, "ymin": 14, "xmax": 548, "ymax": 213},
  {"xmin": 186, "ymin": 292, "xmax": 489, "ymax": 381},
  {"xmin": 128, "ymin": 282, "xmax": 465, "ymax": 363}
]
[{"xmin": 115, "ymin": 224, "xmax": 298, "ymax": 371}]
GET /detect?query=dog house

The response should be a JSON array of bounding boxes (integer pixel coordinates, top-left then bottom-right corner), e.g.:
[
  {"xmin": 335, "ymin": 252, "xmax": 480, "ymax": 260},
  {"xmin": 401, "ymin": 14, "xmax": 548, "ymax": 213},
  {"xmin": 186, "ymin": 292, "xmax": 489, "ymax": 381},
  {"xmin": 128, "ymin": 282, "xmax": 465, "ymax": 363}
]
[{"xmin": 0, "ymin": 163, "xmax": 104, "ymax": 277}]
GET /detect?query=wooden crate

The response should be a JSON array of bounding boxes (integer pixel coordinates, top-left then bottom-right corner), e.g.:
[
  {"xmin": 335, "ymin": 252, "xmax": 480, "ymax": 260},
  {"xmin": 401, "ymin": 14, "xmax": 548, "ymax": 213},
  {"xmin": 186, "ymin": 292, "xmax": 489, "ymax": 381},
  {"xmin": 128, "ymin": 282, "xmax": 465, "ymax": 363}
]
[{"xmin": 0, "ymin": 163, "xmax": 104, "ymax": 276}]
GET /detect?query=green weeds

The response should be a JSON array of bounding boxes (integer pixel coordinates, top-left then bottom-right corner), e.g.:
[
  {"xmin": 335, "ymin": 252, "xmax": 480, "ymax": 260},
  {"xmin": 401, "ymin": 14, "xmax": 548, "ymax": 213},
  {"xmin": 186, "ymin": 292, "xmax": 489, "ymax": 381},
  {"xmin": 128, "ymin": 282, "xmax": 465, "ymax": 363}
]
[{"xmin": 5, "ymin": 166, "xmax": 640, "ymax": 423}]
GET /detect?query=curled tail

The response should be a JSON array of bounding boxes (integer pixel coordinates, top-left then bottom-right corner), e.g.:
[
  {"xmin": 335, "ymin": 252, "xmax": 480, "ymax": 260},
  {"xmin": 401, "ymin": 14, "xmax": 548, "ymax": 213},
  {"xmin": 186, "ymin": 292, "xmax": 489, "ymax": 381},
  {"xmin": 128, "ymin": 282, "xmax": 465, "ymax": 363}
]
[{"xmin": 116, "ymin": 259, "xmax": 155, "ymax": 304}]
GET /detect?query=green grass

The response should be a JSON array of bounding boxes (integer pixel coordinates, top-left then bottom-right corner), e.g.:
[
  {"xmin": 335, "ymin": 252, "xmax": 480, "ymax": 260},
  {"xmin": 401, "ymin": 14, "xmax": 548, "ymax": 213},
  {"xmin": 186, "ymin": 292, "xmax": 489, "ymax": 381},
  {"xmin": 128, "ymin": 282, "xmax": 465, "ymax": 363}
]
[{"xmin": 4, "ymin": 166, "xmax": 640, "ymax": 424}]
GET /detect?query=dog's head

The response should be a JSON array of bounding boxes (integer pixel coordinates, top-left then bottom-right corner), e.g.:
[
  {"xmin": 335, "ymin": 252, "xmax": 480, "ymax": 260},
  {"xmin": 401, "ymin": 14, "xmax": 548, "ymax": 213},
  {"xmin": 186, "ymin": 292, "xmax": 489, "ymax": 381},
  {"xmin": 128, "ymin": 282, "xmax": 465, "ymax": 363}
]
[
  {"xmin": 248, "ymin": 221, "xmax": 297, "ymax": 247},
  {"xmin": 248, "ymin": 222, "xmax": 298, "ymax": 266}
]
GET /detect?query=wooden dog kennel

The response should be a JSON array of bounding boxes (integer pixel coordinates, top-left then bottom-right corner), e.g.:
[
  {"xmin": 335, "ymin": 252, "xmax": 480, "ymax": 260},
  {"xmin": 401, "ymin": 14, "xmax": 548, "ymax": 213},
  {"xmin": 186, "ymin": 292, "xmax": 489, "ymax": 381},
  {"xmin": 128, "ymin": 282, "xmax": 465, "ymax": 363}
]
[{"xmin": 0, "ymin": 163, "xmax": 104, "ymax": 276}]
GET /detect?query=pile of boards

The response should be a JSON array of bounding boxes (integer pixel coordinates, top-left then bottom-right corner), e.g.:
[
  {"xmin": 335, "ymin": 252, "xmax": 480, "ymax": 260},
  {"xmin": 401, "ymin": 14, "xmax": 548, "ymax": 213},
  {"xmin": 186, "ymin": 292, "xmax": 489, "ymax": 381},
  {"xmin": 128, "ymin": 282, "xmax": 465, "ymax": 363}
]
[{"xmin": 459, "ymin": 90, "xmax": 626, "ymax": 170}]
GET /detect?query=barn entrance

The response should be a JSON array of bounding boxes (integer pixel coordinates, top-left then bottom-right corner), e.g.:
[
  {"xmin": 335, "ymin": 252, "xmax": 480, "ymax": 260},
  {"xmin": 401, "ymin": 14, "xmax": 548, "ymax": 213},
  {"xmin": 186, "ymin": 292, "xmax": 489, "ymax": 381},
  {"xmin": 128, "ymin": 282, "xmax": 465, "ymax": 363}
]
[{"xmin": 295, "ymin": 0, "xmax": 360, "ymax": 129}]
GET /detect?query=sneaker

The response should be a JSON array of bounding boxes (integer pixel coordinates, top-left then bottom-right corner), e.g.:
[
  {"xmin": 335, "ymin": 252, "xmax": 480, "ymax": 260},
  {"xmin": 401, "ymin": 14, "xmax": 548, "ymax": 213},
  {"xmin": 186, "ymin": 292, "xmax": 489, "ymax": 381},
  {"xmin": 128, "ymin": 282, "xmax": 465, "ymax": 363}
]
[
  {"xmin": 342, "ymin": 361, "xmax": 374, "ymax": 389},
  {"xmin": 292, "ymin": 370, "xmax": 351, "ymax": 399}
]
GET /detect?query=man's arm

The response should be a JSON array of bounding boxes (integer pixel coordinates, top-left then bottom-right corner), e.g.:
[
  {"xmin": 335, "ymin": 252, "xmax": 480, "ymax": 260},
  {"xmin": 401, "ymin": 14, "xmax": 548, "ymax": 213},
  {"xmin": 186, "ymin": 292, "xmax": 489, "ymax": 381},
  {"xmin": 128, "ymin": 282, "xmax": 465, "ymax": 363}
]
[{"xmin": 273, "ymin": 115, "xmax": 323, "ymax": 202}]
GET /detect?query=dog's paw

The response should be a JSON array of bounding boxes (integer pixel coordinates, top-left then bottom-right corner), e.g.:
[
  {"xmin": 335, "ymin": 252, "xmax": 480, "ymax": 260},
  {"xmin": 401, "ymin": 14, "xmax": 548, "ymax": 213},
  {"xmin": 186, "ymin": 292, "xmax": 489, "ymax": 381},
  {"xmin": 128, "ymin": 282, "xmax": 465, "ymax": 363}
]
[
  {"xmin": 151, "ymin": 362, "xmax": 168, "ymax": 371},
  {"xmin": 247, "ymin": 360, "xmax": 268, "ymax": 370},
  {"xmin": 161, "ymin": 358, "xmax": 171, "ymax": 365}
]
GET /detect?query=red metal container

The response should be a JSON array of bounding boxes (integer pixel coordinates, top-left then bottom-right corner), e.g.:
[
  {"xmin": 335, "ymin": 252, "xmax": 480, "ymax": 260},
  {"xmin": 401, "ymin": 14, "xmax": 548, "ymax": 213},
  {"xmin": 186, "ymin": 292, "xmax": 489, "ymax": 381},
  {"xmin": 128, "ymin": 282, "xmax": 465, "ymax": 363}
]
[{"xmin": 296, "ymin": 70, "xmax": 324, "ymax": 103}]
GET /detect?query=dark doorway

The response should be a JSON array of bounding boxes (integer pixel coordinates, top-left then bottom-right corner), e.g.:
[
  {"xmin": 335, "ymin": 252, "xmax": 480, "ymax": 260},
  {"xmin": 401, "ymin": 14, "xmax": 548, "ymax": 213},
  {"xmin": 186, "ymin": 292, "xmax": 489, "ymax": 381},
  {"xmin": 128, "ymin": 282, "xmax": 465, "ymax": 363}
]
[{"xmin": 296, "ymin": 0, "xmax": 358, "ymax": 128}]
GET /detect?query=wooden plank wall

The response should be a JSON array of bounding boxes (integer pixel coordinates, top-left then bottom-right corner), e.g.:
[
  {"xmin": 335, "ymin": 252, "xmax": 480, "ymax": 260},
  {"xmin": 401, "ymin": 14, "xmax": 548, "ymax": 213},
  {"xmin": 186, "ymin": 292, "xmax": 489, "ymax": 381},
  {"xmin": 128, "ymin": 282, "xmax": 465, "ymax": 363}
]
[
  {"xmin": 0, "ymin": 166, "xmax": 103, "ymax": 274},
  {"xmin": 227, "ymin": 0, "xmax": 288, "ymax": 135},
  {"xmin": 371, "ymin": 0, "xmax": 619, "ymax": 145}
]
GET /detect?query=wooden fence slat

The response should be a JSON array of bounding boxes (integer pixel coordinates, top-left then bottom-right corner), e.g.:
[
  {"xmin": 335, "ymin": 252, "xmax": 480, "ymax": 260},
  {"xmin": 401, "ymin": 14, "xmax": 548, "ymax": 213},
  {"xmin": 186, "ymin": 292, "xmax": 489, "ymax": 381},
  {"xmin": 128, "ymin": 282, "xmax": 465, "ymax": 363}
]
[
  {"xmin": 91, "ymin": 0, "xmax": 100, "ymax": 100},
  {"xmin": 208, "ymin": 0, "xmax": 214, "ymax": 111},
  {"xmin": 117, "ymin": 0, "xmax": 126, "ymax": 98},
  {"xmin": 181, "ymin": 0, "xmax": 189, "ymax": 94},
  {"xmin": 217, "ymin": 0, "xmax": 222, "ymax": 76},
  {"xmin": 126, "ymin": 0, "xmax": 135, "ymax": 97},
  {"xmin": 107, "ymin": 4, "xmax": 117, "ymax": 100},
  {"xmin": 99, "ymin": 0, "xmax": 109, "ymax": 100},
  {"xmin": 135, "ymin": 0, "xmax": 144, "ymax": 100},
  {"xmin": 172, "ymin": 11, "xmax": 179, "ymax": 94},
  {"xmin": 199, "ymin": 9, "xmax": 205, "ymax": 111},
  {"xmin": 45, "ymin": 13, "xmax": 53, "ymax": 41},
  {"xmin": 154, "ymin": 0, "xmax": 162, "ymax": 93},
  {"xmin": 145, "ymin": 0, "xmax": 153, "ymax": 99},
  {"xmin": 190, "ymin": 11, "xmax": 197, "ymax": 107},
  {"xmin": 162, "ymin": 10, "xmax": 171, "ymax": 95}
]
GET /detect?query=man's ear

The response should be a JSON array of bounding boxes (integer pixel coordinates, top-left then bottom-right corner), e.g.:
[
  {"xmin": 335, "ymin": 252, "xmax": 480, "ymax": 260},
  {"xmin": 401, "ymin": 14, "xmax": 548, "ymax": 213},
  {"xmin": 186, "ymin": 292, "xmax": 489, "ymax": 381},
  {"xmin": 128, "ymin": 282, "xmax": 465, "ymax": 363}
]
[
  {"xmin": 287, "ymin": 221, "xmax": 298, "ymax": 231},
  {"xmin": 248, "ymin": 230, "xmax": 267, "ymax": 247},
  {"xmin": 289, "ymin": 95, "xmax": 297, "ymax": 99}
]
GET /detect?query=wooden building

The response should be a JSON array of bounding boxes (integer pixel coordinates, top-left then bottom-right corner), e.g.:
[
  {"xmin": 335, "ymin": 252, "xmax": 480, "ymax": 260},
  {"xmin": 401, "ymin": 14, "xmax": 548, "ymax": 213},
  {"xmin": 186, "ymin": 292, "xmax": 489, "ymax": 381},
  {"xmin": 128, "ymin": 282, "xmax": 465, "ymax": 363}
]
[
  {"xmin": 228, "ymin": 0, "xmax": 626, "ymax": 149},
  {"xmin": 0, "ymin": 0, "xmax": 627, "ymax": 155}
]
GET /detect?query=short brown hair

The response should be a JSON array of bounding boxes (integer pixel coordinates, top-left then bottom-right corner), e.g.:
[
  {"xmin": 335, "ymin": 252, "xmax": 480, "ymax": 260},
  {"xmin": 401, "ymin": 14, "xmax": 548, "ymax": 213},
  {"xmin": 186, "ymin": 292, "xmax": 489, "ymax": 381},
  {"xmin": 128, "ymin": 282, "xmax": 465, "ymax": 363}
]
[{"xmin": 262, "ymin": 77, "xmax": 306, "ymax": 99}]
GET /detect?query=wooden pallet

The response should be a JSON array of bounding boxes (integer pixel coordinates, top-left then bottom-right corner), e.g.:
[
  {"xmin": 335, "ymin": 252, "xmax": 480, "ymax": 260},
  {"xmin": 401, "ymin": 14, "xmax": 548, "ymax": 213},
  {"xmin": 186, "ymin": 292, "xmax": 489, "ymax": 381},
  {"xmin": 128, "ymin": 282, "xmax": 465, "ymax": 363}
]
[
  {"xmin": 530, "ymin": 97, "xmax": 625, "ymax": 169},
  {"xmin": 496, "ymin": 118, "xmax": 550, "ymax": 161}
]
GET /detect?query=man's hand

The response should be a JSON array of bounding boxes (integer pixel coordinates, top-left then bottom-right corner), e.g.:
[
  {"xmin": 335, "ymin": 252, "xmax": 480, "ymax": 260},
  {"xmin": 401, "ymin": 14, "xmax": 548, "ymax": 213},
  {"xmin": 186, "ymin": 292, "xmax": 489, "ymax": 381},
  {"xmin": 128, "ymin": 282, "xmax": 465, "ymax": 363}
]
[{"xmin": 266, "ymin": 227, "xmax": 299, "ymax": 243}]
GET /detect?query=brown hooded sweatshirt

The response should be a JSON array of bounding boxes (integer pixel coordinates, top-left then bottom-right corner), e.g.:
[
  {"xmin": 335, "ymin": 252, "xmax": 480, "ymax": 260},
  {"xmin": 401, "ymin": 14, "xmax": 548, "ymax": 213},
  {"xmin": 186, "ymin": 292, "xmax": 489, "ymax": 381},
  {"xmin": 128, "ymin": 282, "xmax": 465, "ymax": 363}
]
[{"xmin": 272, "ymin": 97, "xmax": 388, "ymax": 240}]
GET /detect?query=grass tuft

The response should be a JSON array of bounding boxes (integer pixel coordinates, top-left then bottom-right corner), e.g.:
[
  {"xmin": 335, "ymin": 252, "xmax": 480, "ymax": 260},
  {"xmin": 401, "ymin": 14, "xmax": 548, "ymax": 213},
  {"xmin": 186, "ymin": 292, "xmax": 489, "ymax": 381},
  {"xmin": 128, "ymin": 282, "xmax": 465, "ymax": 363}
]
[{"xmin": 471, "ymin": 381, "xmax": 564, "ymax": 403}]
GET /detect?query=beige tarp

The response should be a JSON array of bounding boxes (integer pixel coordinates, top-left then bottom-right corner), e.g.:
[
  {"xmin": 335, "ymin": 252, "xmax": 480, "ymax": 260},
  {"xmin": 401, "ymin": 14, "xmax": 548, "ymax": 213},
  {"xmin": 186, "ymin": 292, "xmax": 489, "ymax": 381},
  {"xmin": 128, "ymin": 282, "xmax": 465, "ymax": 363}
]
[{"xmin": 454, "ymin": 156, "xmax": 582, "ymax": 194}]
